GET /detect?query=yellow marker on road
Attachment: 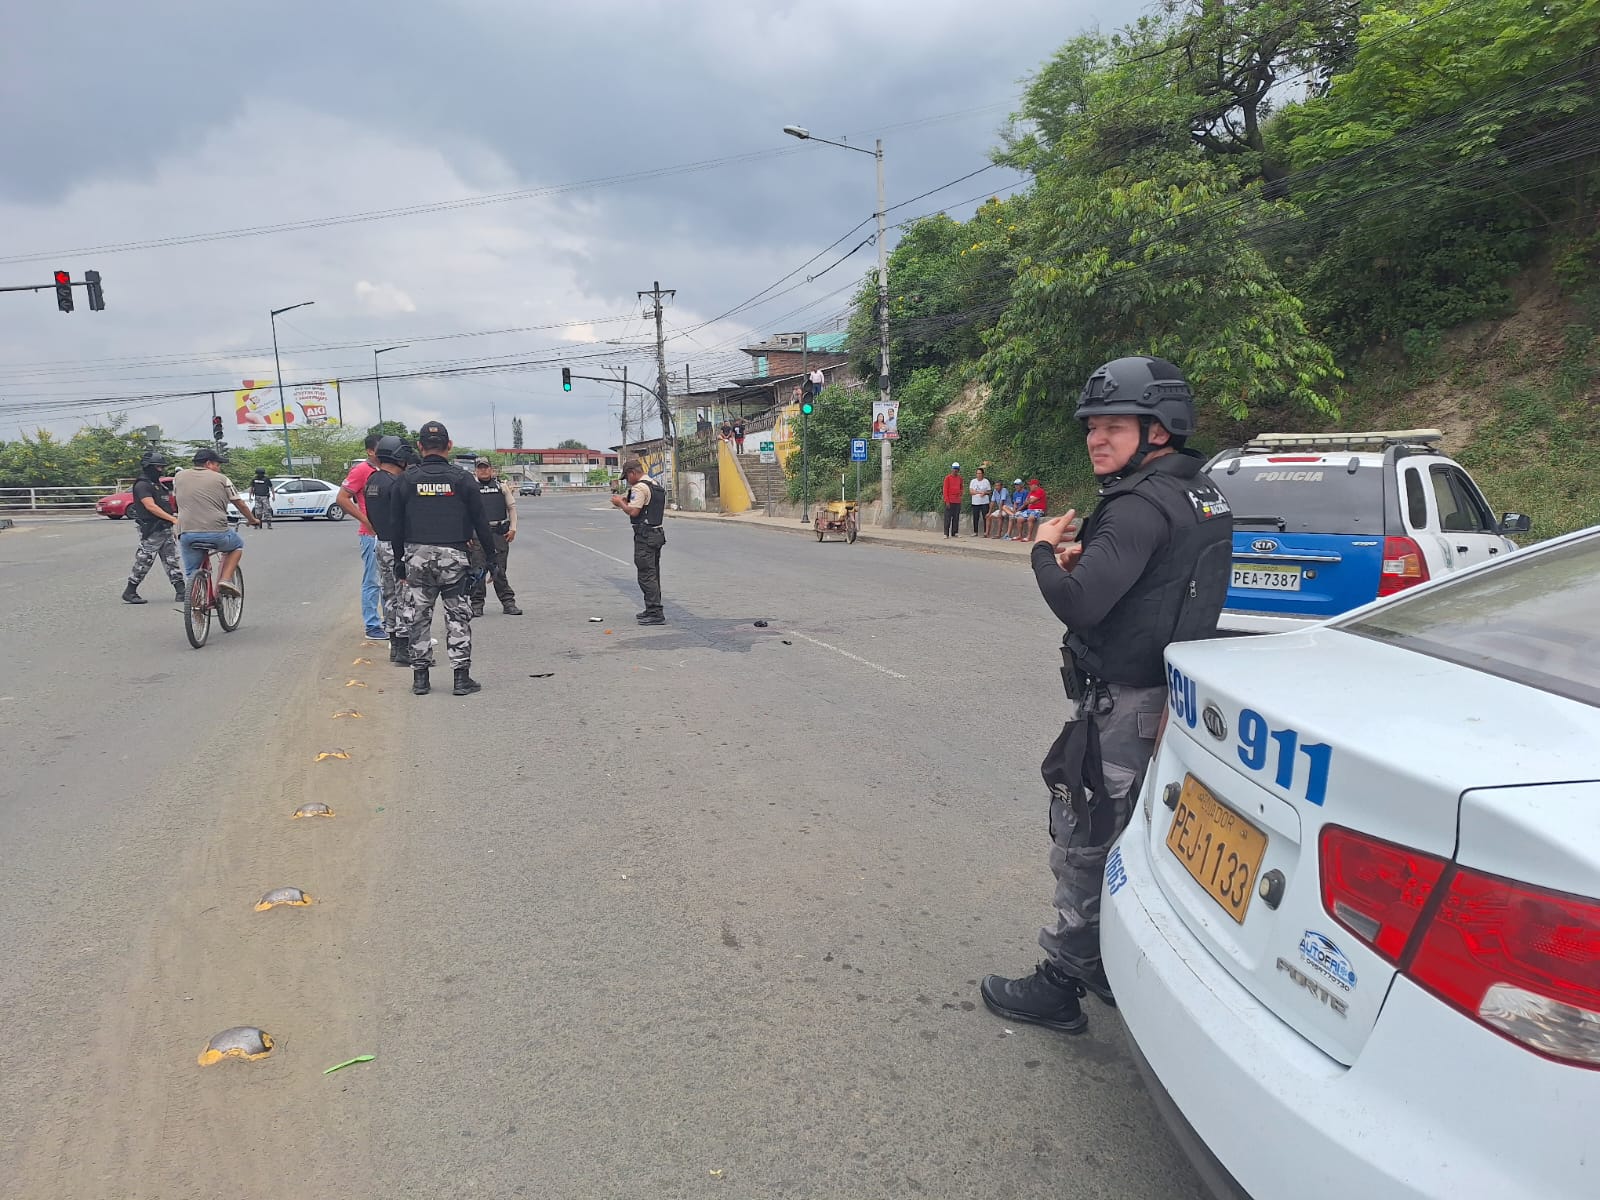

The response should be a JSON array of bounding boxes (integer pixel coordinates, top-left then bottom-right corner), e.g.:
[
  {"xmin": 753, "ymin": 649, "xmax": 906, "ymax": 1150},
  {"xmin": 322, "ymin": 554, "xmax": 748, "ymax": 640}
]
[
  {"xmin": 197, "ymin": 1027, "xmax": 273, "ymax": 1066},
  {"xmin": 332, "ymin": 710, "xmax": 363, "ymax": 719},
  {"xmin": 352, "ymin": 657, "xmax": 373, "ymax": 666},
  {"xmin": 313, "ymin": 749, "xmax": 350, "ymax": 762},
  {"xmin": 345, "ymin": 679, "xmax": 368, "ymax": 688}
]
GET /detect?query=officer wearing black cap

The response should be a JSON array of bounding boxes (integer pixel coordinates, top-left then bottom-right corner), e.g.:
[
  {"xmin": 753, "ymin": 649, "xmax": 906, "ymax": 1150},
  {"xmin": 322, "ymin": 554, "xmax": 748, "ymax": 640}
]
[
  {"xmin": 364, "ymin": 435, "xmax": 414, "ymax": 665},
  {"xmin": 610, "ymin": 457, "xmax": 667, "ymax": 624},
  {"xmin": 467, "ymin": 456, "xmax": 521, "ymax": 617},
  {"xmin": 981, "ymin": 356, "xmax": 1232, "ymax": 1035},
  {"xmin": 388, "ymin": 420, "xmax": 499, "ymax": 696}
]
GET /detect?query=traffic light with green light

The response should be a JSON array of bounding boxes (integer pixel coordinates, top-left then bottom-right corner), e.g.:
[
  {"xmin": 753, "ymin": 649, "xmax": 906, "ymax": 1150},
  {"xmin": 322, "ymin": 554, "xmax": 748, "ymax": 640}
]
[{"xmin": 561, "ymin": 368, "xmax": 572, "ymax": 391}]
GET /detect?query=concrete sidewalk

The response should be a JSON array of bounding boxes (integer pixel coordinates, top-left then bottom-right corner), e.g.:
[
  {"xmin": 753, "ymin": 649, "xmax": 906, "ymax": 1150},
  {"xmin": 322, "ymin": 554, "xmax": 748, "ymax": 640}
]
[{"xmin": 668, "ymin": 506, "xmax": 1047, "ymax": 562}]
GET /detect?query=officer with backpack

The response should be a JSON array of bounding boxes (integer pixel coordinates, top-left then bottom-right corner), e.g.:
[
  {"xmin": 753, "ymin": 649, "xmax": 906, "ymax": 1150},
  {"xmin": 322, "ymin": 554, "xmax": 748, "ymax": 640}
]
[
  {"xmin": 363, "ymin": 435, "xmax": 414, "ymax": 665},
  {"xmin": 980, "ymin": 356, "xmax": 1232, "ymax": 1035},
  {"xmin": 121, "ymin": 452, "xmax": 186, "ymax": 604},
  {"xmin": 389, "ymin": 421, "xmax": 499, "ymax": 696},
  {"xmin": 610, "ymin": 457, "xmax": 667, "ymax": 625}
]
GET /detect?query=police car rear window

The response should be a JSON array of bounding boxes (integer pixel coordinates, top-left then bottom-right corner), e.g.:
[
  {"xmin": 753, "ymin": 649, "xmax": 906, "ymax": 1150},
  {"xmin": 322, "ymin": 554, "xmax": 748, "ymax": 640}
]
[
  {"xmin": 1208, "ymin": 462, "xmax": 1385, "ymax": 534},
  {"xmin": 1340, "ymin": 535, "xmax": 1600, "ymax": 709}
]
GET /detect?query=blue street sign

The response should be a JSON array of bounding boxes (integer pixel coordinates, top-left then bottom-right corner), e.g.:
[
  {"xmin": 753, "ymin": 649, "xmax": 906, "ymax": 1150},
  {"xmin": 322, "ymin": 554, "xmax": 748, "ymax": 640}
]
[{"xmin": 850, "ymin": 438, "xmax": 869, "ymax": 462}]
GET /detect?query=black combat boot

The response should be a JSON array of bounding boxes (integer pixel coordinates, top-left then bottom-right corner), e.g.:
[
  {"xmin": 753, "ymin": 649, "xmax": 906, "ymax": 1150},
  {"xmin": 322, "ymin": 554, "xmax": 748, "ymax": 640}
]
[
  {"xmin": 1078, "ymin": 962, "xmax": 1116, "ymax": 1007},
  {"xmin": 470, "ymin": 602, "xmax": 485, "ymax": 618},
  {"xmin": 978, "ymin": 961, "xmax": 1088, "ymax": 1034},
  {"xmin": 452, "ymin": 667, "xmax": 482, "ymax": 696},
  {"xmin": 501, "ymin": 602, "xmax": 522, "ymax": 615},
  {"xmin": 174, "ymin": 582, "xmax": 187, "ymax": 601},
  {"xmin": 389, "ymin": 635, "xmax": 408, "ymax": 665},
  {"xmin": 412, "ymin": 667, "xmax": 430, "ymax": 696},
  {"xmin": 121, "ymin": 582, "xmax": 146, "ymax": 604}
]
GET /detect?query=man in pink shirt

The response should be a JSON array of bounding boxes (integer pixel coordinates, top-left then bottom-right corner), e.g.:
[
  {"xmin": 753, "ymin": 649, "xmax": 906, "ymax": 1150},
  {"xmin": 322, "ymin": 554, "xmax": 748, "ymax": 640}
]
[{"xmin": 336, "ymin": 434, "xmax": 385, "ymax": 638}]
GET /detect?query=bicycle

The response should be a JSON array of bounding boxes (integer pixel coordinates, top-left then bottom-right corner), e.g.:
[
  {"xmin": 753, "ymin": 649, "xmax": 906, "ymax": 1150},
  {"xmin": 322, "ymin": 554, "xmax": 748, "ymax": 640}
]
[
  {"xmin": 251, "ymin": 494, "xmax": 273, "ymax": 530},
  {"xmin": 183, "ymin": 541, "xmax": 244, "ymax": 649}
]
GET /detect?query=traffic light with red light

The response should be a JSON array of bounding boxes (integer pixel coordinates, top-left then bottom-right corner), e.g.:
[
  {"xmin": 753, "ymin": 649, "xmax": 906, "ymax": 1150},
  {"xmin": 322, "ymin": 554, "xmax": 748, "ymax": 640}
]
[
  {"xmin": 54, "ymin": 270, "xmax": 73, "ymax": 313},
  {"xmin": 84, "ymin": 270, "xmax": 105, "ymax": 311},
  {"xmin": 212, "ymin": 416, "xmax": 225, "ymax": 442}
]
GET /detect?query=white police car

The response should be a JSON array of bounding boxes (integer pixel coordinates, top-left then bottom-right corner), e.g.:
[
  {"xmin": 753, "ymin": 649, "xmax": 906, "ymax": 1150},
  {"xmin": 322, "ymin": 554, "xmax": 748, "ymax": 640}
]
[
  {"xmin": 1101, "ymin": 525, "xmax": 1599, "ymax": 1199},
  {"xmin": 269, "ymin": 477, "xmax": 345, "ymax": 520},
  {"xmin": 1207, "ymin": 430, "xmax": 1528, "ymax": 633}
]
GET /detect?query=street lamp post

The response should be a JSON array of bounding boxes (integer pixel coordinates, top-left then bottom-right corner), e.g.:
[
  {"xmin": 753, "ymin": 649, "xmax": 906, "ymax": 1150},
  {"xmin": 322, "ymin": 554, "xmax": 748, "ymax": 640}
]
[
  {"xmin": 270, "ymin": 301, "xmax": 315, "ymax": 469},
  {"xmin": 783, "ymin": 125, "xmax": 894, "ymax": 524},
  {"xmin": 374, "ymin": 344, "xmax": 409, "ymax": 428}
]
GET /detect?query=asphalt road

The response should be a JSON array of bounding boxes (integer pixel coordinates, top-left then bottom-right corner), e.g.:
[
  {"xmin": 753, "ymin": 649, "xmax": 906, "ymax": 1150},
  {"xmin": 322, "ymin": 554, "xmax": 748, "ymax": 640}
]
[{"xmin": 0, "ymin": 497, "xmax": 1204, "ymax": 1200}]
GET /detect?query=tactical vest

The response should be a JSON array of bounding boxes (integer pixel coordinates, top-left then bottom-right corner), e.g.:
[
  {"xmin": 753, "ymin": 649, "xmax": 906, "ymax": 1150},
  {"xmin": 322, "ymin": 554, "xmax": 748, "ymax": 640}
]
[
  {"xmin": 630, "ymin": 478, "xmax": 667, "ymax": 528},
  {"xmin": 363, "ymin": 468, "xmax": 400, "ymax": 541},
  {"xmin": 132, "ymin": 477, "xmax": 175, "ymax": 529},
  {"xmin": 1068, "ymin": 453, "xmax": 1233, "ymax": 687},
  {"xmin": 401, "ymin": 458, "xmax": 476, "ymax": 547},
  {"xmin": 477, "ymin": 479, "xmax": 509, "ymax": 526}
]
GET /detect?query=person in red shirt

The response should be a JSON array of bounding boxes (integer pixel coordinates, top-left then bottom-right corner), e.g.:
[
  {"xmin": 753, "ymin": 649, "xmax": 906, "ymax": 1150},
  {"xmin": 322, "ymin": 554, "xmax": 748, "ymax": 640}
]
[
  {"xmin": 941, "ymin": 462, "xmax": 963, "ymax": 538},
  {"xmin": 336, "ymin": 434, "xmax": 385, "ymax": 639},
  {"xmin": 1006, "ymin": 478, "xmax": 1047, "ymax": 542}
]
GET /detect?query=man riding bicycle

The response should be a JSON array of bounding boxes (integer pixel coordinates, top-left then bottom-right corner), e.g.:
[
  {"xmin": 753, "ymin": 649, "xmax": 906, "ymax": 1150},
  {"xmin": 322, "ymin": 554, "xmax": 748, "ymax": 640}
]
[
  {"xmin": 248, "ymin": 469, "xmax": 273, "ymax": 523},
  {"xmin": 173, "ymin": 447, "xmax": 258, "ymax": 591}
]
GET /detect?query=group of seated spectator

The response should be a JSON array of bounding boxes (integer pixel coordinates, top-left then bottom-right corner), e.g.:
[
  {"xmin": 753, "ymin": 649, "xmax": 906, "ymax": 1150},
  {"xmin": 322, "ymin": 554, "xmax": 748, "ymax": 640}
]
[{"xmin": 984, "ymin": 477, "xmax": 1047, "ymax": 541}]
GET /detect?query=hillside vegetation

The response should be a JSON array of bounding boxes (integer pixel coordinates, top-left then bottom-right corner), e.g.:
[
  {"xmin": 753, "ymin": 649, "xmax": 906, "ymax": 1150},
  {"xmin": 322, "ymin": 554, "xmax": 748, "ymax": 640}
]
[{"xmin": 796, "ymin": 0, "xmax": 1600, "ymax": 535}]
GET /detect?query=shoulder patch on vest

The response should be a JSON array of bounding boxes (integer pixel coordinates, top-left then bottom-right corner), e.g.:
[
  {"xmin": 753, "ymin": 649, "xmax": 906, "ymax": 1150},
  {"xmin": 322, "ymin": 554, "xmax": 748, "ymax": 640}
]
[{"xmin": 1186, "ymin": 483, "xmax": 1232, "ymax": 521}]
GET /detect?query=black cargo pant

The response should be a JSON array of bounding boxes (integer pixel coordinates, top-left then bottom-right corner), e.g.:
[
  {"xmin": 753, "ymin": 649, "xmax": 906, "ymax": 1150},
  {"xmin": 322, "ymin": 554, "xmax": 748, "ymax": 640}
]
[
  {"xmin": 633, "ymin": 523, "xmax": 665, "ymax": 616},
  {"xmin": 468, "ymin": 529, "xmax": 515, "ymax": 609},
  {"xmin": 943, "ymin": 502, "xmax": 961, "ymax": 537},
  {"xmin": 1038, "ymin": 680, "xmax": 1167, "ymax": 977}
]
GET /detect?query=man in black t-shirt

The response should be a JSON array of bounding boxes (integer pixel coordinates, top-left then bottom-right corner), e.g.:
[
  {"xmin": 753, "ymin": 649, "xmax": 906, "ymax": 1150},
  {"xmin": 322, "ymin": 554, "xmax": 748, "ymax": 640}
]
[{"xmin": 122, "ymin": 453, "xmax": 185, "ymax": 604}]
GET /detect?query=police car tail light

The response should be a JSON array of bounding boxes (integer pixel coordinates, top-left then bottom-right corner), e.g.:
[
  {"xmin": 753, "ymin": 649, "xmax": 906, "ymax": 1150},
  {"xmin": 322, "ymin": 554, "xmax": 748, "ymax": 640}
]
[
  {"xmin": 1405, "ymin": 869, "xmax": 1600, "ymax": 1069},
  {"xmin": 1319, "ymin": 826, "xmax": 1447, "ymax": 961},
  {"xmin": 1377, "ymin": 536, "xmax": 1429, "ymax": 597}
]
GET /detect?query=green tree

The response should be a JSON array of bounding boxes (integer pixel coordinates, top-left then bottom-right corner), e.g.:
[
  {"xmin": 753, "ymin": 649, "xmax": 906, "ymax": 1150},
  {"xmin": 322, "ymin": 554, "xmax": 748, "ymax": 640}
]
[
  {"xmin": 512, "ymin": 417, "xmax": 524, "ymax": 449},
  {"xmin": 556, "ymin": 437, "xmax": 587, "ymax": 449},
  {"xmin": 365, "ymin": 420, "xmax": 409, "ymax": 440}
]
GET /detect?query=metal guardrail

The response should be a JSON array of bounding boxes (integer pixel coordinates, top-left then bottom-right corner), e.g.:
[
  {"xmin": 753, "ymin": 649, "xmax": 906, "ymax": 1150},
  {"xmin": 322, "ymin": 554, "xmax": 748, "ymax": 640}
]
[{"xmin": 0, "ymin": 485, "xmax": 120, "ymax": 512}]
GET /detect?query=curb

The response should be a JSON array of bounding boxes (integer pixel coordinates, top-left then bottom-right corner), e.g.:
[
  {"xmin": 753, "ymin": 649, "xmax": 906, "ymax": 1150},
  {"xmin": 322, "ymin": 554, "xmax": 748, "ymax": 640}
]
[{"xmin": 667, "ymin": 510, "xmax": 1035, "ymax": 564}]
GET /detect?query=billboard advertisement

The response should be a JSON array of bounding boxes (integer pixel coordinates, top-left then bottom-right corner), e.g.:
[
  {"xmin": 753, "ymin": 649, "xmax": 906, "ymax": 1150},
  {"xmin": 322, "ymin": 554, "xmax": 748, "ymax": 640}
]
[
  {"xmin": 871, "ymin": 400, "xmax": 899, "ymax": 440},
  {"xmin": 235, "ymin": 380, "xmax": 339, "ymax": 428}
]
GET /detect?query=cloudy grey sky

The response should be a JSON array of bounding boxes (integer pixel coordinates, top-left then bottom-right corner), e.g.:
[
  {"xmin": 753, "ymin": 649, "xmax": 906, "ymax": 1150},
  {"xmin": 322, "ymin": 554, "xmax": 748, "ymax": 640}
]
[{"xmin": 1, "ymin": 0, "xmax": 1142, "ymax": 452}]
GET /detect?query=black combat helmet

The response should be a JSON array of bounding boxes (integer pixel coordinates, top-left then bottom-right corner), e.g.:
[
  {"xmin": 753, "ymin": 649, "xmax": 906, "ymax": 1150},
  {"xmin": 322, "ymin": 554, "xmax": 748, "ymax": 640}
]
[
  {"xmin": 141, "ymin": 450, "xmax": 168, "ymax": 477},
  {"xmin": 375, "ymin": 434, "xmax": 405, "ymax": 466},
  {"xmin": 1074, "ymin": 356, "xmax": 1197, "ymax": 439}
]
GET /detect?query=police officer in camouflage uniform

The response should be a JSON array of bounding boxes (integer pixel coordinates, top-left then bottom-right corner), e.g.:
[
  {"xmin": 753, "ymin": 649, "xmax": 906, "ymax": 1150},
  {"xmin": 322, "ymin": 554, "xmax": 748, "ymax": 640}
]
[
  {"xmin": 981, "ymin": 357, "xmax": 1232, "ymax": 1034},
  {"xmin": 363, "ymin": 435, "xmax": 414, "ymax": 665},
  {"xmin": 121, "ymin": 452, "xmax": 186, "ymax": 604},
  {"xmin": 389, "ymin": 421, "xmax": 498, "ymax": 697},
  {"xmin": 467, "ymin": 457, "xmax": 522, "ymax": 617}
]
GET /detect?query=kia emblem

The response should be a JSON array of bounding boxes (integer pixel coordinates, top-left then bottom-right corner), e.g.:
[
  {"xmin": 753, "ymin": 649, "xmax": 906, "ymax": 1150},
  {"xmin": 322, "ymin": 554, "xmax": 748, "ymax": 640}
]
[
  {"xmin": 1202, "ymin": 704, "xmax": 1228, "ymax": 741},
  {"xmin": 1250, "ymin": 537, "xmax": 1278, "ymax": 554}
]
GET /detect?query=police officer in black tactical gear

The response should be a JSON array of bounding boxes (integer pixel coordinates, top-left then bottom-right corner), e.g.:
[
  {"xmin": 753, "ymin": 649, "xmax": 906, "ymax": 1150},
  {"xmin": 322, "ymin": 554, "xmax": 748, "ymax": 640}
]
[
  {"xmin": 364, "ymin": 435, "xmax": 414, "ymax": 665},
  {"xmin": 610, "ymin": 457, "xmax": 667, "ymax": 625},
  {"xmin": 388, "ymin": 421, "xmax": 499, "ymax": 697},
  {"xmin": 467, "ymin": 457, "xmax": 522, "ymax": 617},
  {"xmin": 121, "ymin": 451, "xmax": 185, "ymax": 604},
  {"xmin": 981, "ymin": 356, "xmax": 1233, "ymax": 1035}
]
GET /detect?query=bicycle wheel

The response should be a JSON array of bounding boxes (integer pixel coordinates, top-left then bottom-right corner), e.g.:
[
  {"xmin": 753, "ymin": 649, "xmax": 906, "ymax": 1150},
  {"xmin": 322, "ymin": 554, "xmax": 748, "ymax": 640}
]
[
  {"xmin": 218, "ymin": 565, "xmax": 244, "ymax": 631},
  {"xmin": 184, "ymin": 571, "xmax": 212, "ymax": 649}
]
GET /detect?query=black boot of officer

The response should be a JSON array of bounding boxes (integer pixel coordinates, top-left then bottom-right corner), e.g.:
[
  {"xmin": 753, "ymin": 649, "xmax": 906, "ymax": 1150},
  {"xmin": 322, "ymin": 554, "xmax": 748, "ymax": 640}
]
[
  {"xmin": 413, "ymin": 666, "xmax": 430, "ymax": 695},
  {"xmin": 389, "ymin": 635, "xmax": 409, "ymax": 664},
  {"xmin": 453, "ymin": 666, "xmax": 481, "ymax": 696}
]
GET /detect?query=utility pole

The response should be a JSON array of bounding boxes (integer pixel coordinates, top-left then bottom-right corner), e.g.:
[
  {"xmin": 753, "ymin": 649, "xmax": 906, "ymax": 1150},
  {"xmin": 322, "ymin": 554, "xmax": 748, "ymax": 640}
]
[
  {"xmin": 491, "ymin": 403, "xmax": 500, "ymax": 453},
  {"xmin": 873, "ymin": 139, "xmax": 894, "ymax": 524},
  {"xmin": 639, "ymin": 280, "xmax": 677, "ymax": 506},
  {"xmin": 800, "ymin": 334, "xmax": 810, "ymax": 523}
]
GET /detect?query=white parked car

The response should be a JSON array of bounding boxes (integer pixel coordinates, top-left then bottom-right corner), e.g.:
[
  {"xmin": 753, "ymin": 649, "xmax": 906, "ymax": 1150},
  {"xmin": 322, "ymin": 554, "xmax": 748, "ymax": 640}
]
[
  {"xmin": 269, "ymin": 477, "xmax": 346, "ymax": 521},
  {"xmin": 1207, "ymin": 430, "xmax": 1528, "ymax": 633},
  {"xmin": 1102, "ymin": 525, "xmax": 1599, "ymax": 1200}
]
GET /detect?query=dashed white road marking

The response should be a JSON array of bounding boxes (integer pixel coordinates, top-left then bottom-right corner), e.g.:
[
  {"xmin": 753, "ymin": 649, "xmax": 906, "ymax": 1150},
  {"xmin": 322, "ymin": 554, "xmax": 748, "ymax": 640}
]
[
  {"xmin": 543, "ymin": 528, "xmax": 630, "ymax": 567},
  {"xmin": 785, "ymin": 630, "xmax": 907, "ymax": 680}
]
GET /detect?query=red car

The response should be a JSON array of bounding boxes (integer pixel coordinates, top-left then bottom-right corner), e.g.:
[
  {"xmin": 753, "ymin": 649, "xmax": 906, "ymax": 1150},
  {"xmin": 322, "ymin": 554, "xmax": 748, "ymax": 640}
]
[{"xmin": 98, "ymin": 478, "xmax": 174, "ymax": 519}]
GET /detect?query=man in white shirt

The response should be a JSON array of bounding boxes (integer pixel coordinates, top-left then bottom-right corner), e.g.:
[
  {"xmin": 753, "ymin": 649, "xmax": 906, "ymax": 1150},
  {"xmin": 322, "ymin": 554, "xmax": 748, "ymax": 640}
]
[{"xmin": 968, "ymin": 467, "xmax": 992, "ymax": 536}]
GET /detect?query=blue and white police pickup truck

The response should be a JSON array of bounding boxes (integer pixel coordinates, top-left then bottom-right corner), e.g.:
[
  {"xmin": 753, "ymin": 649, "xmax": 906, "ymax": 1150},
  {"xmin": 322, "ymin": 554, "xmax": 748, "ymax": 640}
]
[{"xmin": 1205, "ymin": 429, "xmax": 1530, "ymax": 633}]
